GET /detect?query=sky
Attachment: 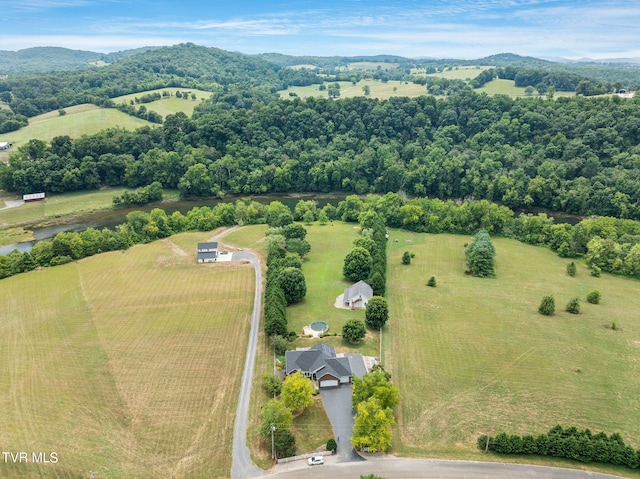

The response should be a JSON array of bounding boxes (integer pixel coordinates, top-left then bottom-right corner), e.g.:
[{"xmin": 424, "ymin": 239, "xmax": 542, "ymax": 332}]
[{"xmin": 1, "ymin": 0, "xmax": 640, "ymax": 60}]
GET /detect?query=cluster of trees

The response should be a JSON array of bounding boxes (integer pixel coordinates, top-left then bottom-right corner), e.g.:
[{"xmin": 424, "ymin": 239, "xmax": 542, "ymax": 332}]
[
  {"xmin": 264, "ymin": 210, "xmax": 310, "ymax": 339},
  {"xmin": 112, "ymin": 181, "xmax": 163, "ymax": 206},
  {"xmin": 114, "ymin": 102, "xmax": 163, "ymax": 123},
  {"xmin": 538, "ymin": 290, "xmax": 601, "ymax": 316},
  {"xmin": 259, "ymin": 371, "xmax": 316, "ymax": 459},
  {"xmin": 351, "ymin": 366, "xmax": 399, "ymax": 452},
  {"xmin": 5, "ymin": 91, "xmax": 640, "ymax": 220},
  {"xmin": 478, "ymin": 425, "xmax": 640, "ymax": 470},
  {"xmin": 465, "ymin": 229, "xmax": 496, "ymax": 277},
  {"xmin": 342, "ymin": 208, "xmax": 388, "ymax": 296},
  {"xmin": 0, "ymin": 105, "xmax": 28, "ymax": 133}
]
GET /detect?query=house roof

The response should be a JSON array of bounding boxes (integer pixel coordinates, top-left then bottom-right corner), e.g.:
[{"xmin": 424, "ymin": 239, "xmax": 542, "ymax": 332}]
[
  {"xmin": 285, "ymin": 342, "xmax": 352, "ymax": 379},
  {"xmin": 197, "ymin": 251, "xmax": 218, "ymax": 260},
  {"xmin": 198, "ymin": 241, "xmax": 218, "ymax": 250},
  {"xmin": 344, "ymin": 280, "xmax": 373, "ymax": 302}
]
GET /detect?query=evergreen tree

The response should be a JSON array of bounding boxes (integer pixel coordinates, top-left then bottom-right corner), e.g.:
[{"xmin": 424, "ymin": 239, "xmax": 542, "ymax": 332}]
[
  {"xmin": 538, "ymin": 295, "xmax": 555, "ymax": 315},
  {"xmin": 566, "ymin": 297, "xmax": 581, "ymax": 314},
  {"xmin": 465, "ymin": 229, "xmax": 496, "ymax": 277}
]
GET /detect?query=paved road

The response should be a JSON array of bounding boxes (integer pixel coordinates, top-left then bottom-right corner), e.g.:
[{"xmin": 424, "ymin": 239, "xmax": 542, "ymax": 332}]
[
  {"xmin": 215, "ymin": 229, "xmax": 265, "ymax": 479},
  {"xmin": 272, "ymin": 457, "xmax": 626, "ymax": 479}
]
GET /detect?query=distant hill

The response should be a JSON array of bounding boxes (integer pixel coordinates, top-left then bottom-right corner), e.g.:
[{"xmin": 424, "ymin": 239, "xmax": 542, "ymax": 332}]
[
  {"xmin": 1, "ymin": 43, "xmax": 289, "ymax": 118},
  {"xmin": 0, "ymin": 46, "xmax": 161, "ymax": 75},
  {"xmin": 0, "ymin": 47, "xmax": 103, "ymax": 74},
  {"xmin": 255, "ymin": 53, "xmax": 415, "ymax": 69}
]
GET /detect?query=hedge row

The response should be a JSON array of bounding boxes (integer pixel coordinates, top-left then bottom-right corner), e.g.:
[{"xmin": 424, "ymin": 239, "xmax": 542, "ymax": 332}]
[{"xmin": 478, "ymin": 425, "xmax": 639, "ymax": 470}]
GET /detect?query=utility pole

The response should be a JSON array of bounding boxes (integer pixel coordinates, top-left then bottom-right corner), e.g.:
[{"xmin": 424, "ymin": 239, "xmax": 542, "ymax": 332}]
[{"xmin": 271, "ymin": 423, "xmax": 276, "ymax": 460}]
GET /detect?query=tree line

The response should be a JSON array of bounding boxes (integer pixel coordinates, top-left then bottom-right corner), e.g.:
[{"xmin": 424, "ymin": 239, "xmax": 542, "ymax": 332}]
[{"xmin": 478, "ymin": 425, "xmax": 639, "ymax": 470}]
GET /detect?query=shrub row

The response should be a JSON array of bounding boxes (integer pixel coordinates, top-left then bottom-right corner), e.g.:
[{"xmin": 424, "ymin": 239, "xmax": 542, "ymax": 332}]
[
  {"xmin": 264, "ymin": 219, "xmax": 309, "ymax": 338},
  {"xmin": 478, "ymin": 425, "xmax": 639, "ymax": 470}
]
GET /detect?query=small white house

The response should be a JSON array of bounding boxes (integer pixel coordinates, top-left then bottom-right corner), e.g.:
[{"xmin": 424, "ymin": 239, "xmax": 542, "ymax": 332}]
[
  {"xmin": 343, "ymin": 280, "xmax": 373, "ymax": 309},
  {"xmin": 197, "ymin": 242, "xmax": 218, "ymax": 263}
]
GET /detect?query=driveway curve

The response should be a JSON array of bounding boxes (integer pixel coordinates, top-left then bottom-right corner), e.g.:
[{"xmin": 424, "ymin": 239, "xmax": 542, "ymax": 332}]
[{"xmin": 214, "ymin": 229, "xmax": 265, "ymax": 479}]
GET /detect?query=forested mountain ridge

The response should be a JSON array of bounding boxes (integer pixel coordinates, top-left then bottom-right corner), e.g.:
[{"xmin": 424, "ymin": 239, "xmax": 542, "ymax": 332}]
[
  {"xmin": 0, "ymin": 47, "xmax": 104, "ymax": 75},
  {"xmin": 0, "ymin": 46, "xmax": 162, "ymax": 75},
  {"xmin": 0, "ymin": 43, "xmax": 318, "ymax": 120}
]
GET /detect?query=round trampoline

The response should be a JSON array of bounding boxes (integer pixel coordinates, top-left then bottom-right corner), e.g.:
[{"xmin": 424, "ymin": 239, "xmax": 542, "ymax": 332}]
[{"xmin": 309, "ymin": 321, "xmax": 329, "ymax": 333}]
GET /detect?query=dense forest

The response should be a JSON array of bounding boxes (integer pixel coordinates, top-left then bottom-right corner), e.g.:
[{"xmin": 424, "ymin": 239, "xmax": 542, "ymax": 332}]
[{"xmin": 3, "ymin": 90, "xmax": 640, "ymax": 219}]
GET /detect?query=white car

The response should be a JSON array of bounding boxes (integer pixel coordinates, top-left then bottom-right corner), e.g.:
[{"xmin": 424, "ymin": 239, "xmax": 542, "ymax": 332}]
[{"xmin": 307, "ymin": 456, "xmax": 324, "ymax": 466}]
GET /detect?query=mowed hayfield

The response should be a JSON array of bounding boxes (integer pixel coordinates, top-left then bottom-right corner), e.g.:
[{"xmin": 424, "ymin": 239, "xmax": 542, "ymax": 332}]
[
  {"xmin": 112, "ymin": 88, "xmax": 213, "ymax": 118},
  {"xmin": 0, "ymin": 231, "xmax": 255, "ymax": 479},
  {"xmin": 385, "ymin": 230, "xmax": 640, "ymax": 466},
  {"xmin": 1, "ymin": 104, "xmax": 152, "ymax": 152},
  {"xmin": 279, "ymin": 79, "xmax": 427, "ymax": 101},
  {"xmin": 478, "ymin": 79, "xmax": 576, "ymax": 98},
  {"xmin": 0, "ymin": 88, "xmax": 212, "ymax": 159}
]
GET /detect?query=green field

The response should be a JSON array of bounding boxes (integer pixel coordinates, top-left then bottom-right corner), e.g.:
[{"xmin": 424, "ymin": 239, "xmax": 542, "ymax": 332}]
[
  {"xmin": 385, "ymin": 230, "xmax": 640, "ymax": 474},
  {"xmin": 423, "ymin": 65, "xmax": 493, "ymax": 80},
  {"xmin": 0, "ymin": 231, "xmax": 255, "ymax": 479},
  {"xmin": 0, "ymin": 104, "xmax": 152, "ymax": 155},
  {"xmin": 112, "ymin": 88, "xmax": 213, "ymax": 118},
  {"xmin": 0, "ymin": 88, "xmax": 212, "ymax": 161},
  {"xmin": 279, "ymin": 80, "xmax": 426, "ymax": 101},
  {"xmin": 340, "ymin": 62, "xmax": 400, "ymax": 71},
  {"xmin": 478, "ymin": 79, "xmax": 576, "ymax": 98},
  {"xmin": 286, "ymin": 222, "xmax": 381, "ymax": 357}
]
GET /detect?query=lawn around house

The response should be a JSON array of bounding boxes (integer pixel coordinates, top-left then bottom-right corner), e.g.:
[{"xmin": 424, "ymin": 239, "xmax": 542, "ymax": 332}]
[
  {"xmin": 0, "ymin": 231, "xmax": 254, "ymax": 479},
  {"xmin": 286, "ymin": 221, "xmax": 380, "ymax": 357},
  {"xmin": 385, "ymin": 230, "xmax": 640, "ymax": 469}
]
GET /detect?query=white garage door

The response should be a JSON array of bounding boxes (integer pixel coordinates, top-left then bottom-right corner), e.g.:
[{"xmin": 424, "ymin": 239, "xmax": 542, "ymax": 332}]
[{"xmin": 320, "ymin": 379, "xmax": 338, "ymax": 388}]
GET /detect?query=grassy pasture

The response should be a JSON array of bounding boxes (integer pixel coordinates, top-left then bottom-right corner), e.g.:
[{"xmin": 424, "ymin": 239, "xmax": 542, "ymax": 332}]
[
  {"xmin": 0, "ymin": 188, "xmax": 179, "ymax": 241},
  {"xmin": 341, "ymin": 62, "xmax": 399, "ymax": 71},
  {"xmin": 0, "ymin": 88, "xmax": 212, "ymax": 160},
  {"xmin": 1, "ymin": 104, "xmax": 152, "ymax": 154},
  {"xmin": 385, "ymin": 231, "xmax": 640, "ymax": 468},
  {"xmin": 0, "ymin": 230, "xmax": 255, "ymax": 479},
  {"xmin": 279, "ymin": 79, "xmax": 426, "ymax": 101},
  {"xmin": 0, "ymin": 188, "xmax": 128, "ymax": 228},
  {"xmin": 112, "ymin": 87, "xmax": 213, "ymax": 118},
  {"xmin": 286, "ymin": 222, "xmax": 380, "ymax": 357},
  {"xmin": 478, "ymin": 79, "xmax": 576, "ymax": 98},
  {"xmin": 422, "ymin": 65, "xmax": 493, "ymax": 80}
]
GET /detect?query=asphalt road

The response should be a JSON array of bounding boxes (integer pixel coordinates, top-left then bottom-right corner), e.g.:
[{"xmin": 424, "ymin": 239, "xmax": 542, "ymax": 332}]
[{"xmin": 271, "ymin": 457, "xmax": 626, "ymax": 479}]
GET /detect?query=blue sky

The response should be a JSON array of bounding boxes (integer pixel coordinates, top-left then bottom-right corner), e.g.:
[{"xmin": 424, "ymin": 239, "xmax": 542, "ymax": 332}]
[{"xmin": 1, "ymin": 0, "xmax": 639, "ymax": 59}]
